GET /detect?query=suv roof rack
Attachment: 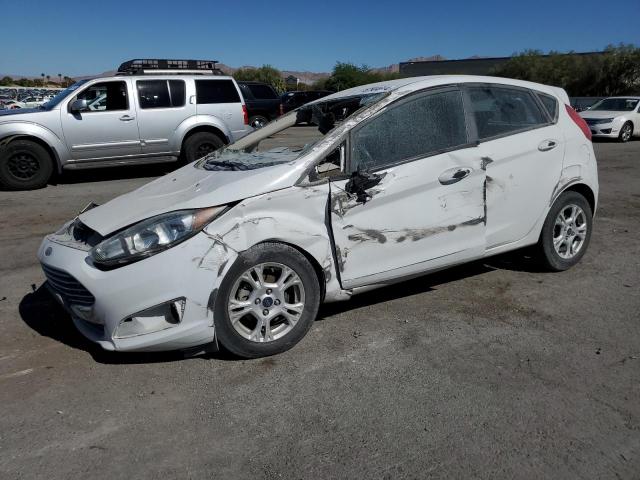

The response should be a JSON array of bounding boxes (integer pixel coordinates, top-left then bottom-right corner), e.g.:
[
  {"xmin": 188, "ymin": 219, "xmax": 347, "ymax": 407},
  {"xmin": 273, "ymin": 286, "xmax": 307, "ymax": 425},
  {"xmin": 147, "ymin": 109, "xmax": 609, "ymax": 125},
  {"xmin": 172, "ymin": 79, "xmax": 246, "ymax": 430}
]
[{"xmin": 116, "ymin": 59, "xmax": 224, "ymax": 76}]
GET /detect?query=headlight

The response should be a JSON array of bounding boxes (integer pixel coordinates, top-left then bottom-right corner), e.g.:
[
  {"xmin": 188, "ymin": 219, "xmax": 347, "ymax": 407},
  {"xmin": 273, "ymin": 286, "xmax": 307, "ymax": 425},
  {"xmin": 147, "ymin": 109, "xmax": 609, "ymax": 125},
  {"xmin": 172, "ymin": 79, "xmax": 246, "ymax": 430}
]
[
  {"xmin": 90, "ymin": 207, "xmax": 227, "ymax": 267},
  {"xmin": 593, "ymin": 118, "xmax": 614, "ymax": 124}
]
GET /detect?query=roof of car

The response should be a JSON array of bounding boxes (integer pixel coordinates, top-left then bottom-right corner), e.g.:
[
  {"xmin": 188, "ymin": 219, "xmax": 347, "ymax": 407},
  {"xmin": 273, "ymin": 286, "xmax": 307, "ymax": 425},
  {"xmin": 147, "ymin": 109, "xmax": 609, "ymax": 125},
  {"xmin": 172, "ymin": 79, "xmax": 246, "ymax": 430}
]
[{"xmin": 312, "ymin": 75, "xmax": 570, "ymax": 105}]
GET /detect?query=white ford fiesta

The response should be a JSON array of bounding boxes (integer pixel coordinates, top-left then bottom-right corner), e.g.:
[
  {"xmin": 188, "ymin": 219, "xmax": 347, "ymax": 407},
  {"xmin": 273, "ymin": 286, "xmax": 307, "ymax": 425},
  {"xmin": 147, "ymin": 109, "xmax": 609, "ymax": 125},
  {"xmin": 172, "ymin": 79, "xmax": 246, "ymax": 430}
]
[{"xmin": 38, "ymin": 76, "xmax": 598, "ymax": 358}]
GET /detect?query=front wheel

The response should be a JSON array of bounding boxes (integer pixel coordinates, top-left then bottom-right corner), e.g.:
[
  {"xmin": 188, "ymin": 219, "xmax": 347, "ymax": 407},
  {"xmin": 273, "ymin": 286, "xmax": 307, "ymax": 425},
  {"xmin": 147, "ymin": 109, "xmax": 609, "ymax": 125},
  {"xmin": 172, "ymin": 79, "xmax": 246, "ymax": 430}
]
[
  {"xmin": 214, "ymin": 243, "xmax": 320, "ymax": 358},
  {"xmin": 619, "ymin": 122, "xmax": 633, "ymax": 143},
  {"xmin": 0, "ymin": 139, "xmax": 53, "ymax": 190},
  {"xmin": 536, "ymin": 191, "xmax": 593, "ymax": 271}
]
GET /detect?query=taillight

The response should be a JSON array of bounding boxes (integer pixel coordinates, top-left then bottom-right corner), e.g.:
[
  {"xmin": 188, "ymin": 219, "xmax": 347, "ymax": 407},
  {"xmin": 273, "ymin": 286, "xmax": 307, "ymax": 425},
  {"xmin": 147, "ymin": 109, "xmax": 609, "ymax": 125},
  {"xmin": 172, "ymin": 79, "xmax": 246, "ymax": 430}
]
[
  {"xmin": 565, "ymin": 104, "xmax": 592, "ymax": 141},
  {"xmin": 242, "ymin": 105, "xmax": 249, "ymax": 125}
]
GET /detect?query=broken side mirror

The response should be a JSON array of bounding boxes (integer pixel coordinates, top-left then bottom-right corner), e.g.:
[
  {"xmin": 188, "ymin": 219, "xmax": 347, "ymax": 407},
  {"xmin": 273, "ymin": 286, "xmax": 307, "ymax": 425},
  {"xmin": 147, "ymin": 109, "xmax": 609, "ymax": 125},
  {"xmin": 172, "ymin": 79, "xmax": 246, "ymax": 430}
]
[{"xmin": 345, "ymin": 169, "xmax": 384, "ymax": 204}]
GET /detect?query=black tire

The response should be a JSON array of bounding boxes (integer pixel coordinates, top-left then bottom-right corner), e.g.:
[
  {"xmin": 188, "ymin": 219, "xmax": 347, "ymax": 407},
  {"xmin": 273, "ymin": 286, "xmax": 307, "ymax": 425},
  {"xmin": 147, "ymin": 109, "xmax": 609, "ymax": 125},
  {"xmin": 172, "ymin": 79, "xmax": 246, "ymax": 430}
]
[
  {"xmin": 619, "ymin": 122, "xmax": 633, "ymax": 143},
  {"xmin": 182, "ymin": 132, "xmax": 225, "ymax": 162},
  {"xmin": 214, "ymin": 242, "xmax": 320, "ymax": 358},
  {"xmin": 536, "ymin": 191, "xmax": 593, "ymax": 271},
  {"xmin": 249, "ymin": 115, "xmax": 269, "ymax": 129},
  {"xmin": 0, "ymin": 139, "xmax": 53, "ymax": 190}
]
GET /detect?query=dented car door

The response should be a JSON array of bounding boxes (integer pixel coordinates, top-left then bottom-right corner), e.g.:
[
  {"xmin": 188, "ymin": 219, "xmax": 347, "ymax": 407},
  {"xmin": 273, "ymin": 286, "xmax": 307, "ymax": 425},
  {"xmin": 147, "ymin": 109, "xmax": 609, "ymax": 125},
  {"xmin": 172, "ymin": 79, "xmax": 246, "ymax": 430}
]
[{"xmin": 329, "ymin": 87, "xmax": 486, "ymax": 289}]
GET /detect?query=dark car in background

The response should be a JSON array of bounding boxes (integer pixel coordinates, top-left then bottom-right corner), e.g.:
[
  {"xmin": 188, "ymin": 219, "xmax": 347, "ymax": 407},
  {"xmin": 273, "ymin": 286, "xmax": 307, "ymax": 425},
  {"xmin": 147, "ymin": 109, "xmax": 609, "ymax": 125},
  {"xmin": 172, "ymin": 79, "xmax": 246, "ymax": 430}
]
[
  {"xmin": 237, "ymin": 81, "xmax": 281, "ymax": 128},
  {"xmin": 280, "ymin": 90, "xmax": 332, "ymax": 114}
]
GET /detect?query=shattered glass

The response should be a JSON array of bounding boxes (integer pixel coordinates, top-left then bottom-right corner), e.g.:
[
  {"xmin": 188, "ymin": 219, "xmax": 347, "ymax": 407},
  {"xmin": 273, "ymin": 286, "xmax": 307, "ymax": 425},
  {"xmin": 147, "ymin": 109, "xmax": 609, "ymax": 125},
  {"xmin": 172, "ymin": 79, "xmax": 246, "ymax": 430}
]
[{"xmin": 351, "ymin": 90, "xmax": 468, "ymax": 171}]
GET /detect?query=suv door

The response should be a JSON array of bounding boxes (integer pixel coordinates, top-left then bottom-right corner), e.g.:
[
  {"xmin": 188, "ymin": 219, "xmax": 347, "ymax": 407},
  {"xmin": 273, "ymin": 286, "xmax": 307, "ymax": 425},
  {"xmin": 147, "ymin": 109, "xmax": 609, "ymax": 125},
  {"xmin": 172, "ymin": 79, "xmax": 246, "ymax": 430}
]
[
  {"xmin": 195, "ymin": 79, "xmax": 246, "ymax": 141},
  {"xmin": 464, "ymin": 84, "xmax": 565, "ymax": 250},
  {"xmin": 61, "ymin": 79, "xmax": 141, "ymax": 161},
  {"xmin": 134, "ymin": 78, "xmax": 193, "ymax": 156},
  {"xmin": 329, "ymin": 87, "xmax": 486, "ymax": 288}
]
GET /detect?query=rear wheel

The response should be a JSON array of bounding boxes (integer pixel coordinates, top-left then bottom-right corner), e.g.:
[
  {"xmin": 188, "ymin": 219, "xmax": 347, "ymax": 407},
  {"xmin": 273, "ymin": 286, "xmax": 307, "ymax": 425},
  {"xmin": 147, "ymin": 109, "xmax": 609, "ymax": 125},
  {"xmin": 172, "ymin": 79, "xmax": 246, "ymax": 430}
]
[
  {"xmin": 249, "ymin": 115, "xmax": 269, "ymax": 129},
  {"xmin": 214, "ymin": 243, "xmax": 320, "ymax": 358},
  {"xmin": 0, "ymin": 139, "xmax": 53, "ymax": 190},
  {"xmin": 619, "ymin": 122, "xmax": 633, "ymax": 143},
  {"xmin": 536, "ymin": 191, "xmax": 592, "ymax": 271},
  {"xmin": 182, "ymin": 132, "xmax": 225, "ymax": 162}
]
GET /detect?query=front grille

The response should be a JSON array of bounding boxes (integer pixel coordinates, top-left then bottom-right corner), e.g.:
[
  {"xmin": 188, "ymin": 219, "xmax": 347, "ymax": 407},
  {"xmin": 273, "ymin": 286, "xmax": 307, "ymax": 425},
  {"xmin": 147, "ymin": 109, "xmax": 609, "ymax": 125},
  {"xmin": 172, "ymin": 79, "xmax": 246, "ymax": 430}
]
[
  {"xmin": 41, "ymin": 264, "xmax": 95, "ymax": 306},
  {"xmin": 584, "ymin": 118, "xmax": 597, "ymax": 125}
]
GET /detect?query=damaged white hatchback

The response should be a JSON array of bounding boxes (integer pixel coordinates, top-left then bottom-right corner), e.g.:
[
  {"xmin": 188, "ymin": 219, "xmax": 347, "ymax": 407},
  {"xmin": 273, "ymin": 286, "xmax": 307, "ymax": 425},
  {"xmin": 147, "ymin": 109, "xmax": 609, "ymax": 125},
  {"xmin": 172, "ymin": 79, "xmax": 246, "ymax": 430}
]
[{"xmin": 38, "ymin": 76, "xmax": 598, "ymax": 358}]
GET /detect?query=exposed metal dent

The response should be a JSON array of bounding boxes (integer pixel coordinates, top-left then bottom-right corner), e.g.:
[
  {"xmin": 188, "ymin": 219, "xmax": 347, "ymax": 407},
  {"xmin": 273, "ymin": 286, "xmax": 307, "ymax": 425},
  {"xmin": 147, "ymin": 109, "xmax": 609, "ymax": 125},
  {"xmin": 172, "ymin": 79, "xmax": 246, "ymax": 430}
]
[
  {"xmin": 343, "ymin": 216, "xmax": 485, "ymax": 245},
  {"xmin": 550, "ymin": 176, "xmax": 583, "ymax": 206}
]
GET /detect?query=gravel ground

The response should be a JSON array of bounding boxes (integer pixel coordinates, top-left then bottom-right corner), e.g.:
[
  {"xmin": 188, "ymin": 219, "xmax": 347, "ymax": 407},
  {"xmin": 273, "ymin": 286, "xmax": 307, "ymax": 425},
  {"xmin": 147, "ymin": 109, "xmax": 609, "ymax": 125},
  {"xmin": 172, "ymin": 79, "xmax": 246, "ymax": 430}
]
[{"xmin": 0, "ymin": 138, "xmax": 638, "ymax": 479}]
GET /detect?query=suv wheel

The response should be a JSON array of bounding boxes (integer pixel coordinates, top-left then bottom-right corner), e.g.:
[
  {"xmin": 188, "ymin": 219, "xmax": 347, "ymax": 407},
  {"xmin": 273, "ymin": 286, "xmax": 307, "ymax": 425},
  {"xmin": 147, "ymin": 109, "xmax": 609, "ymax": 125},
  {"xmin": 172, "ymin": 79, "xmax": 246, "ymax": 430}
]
[
  {"xmin": 183, "ymin": 132, "xmax": 224, "ymax": 162},
  {"xmin": 619, "ymin": 122, "xmax": 633, "ymax": 143},
  {"xmin": 0, "ymin": 139, "xmax": 53, "ymax": 190},
  {"xmin": 537, "ymin": 191, "xmax": 593, "ymax": 271},
  {"xmin": 214, "ymin": 243, "xmax": 320, "ymax": 358},
  {"xmin": 249, "ymin": 115, "xmax": 269, "ymax": 129}
]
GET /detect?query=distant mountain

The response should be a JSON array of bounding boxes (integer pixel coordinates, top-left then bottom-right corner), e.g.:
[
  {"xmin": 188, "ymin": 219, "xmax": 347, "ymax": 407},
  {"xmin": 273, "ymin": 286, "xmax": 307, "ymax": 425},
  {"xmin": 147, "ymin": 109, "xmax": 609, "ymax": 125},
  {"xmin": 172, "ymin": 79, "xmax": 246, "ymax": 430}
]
[{"xmin": 4, "ymin": 55, "xmax": 497, "ymax": 84}]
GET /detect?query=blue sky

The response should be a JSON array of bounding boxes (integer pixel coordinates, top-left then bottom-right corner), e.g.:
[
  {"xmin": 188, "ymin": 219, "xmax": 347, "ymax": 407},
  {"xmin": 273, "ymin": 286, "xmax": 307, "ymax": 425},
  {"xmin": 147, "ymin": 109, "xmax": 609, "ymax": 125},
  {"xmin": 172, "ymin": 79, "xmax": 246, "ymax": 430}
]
[{"xmin": 1, "ymin": 0, "xmax": 638, "ymax": 76}]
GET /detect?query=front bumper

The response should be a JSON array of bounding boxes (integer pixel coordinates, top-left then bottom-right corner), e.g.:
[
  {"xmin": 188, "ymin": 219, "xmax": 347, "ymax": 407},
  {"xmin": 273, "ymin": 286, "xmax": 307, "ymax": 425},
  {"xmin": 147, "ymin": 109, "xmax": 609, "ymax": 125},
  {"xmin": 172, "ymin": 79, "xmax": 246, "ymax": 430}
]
[
  {"xmin": 586, "ymin": 122, "xmax": 620, "ymax": 138},
  {"xmin": 37, "ymin": 231, "xmax": 237, "ymax": 352}
]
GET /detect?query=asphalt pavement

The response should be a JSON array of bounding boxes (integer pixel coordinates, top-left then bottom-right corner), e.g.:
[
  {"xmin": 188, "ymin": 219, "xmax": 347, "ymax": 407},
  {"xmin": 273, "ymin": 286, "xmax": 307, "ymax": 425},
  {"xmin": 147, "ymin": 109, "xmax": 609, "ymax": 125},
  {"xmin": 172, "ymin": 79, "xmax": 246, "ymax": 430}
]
[{"xmin": 0, "ymin": 138, "xmax": 638, "ymax": 479}]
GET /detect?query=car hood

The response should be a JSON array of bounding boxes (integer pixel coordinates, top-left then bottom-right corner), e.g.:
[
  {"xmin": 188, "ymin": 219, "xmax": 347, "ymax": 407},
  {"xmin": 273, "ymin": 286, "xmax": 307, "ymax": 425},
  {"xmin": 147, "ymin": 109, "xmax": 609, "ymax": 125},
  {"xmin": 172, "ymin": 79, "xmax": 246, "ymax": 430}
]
[
  {"xmin": 79, "ymin": 154, "xmax": 309, "ymax": 236},
  {"xmin": 579, "ymin": 110, "xmax": 624, "ymax": 119}
]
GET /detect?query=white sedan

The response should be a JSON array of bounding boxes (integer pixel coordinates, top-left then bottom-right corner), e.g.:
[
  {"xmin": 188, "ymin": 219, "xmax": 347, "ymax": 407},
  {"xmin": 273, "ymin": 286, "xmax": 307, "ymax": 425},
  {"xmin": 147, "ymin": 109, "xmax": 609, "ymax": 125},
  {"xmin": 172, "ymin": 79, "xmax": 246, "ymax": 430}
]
[
  {"xmin": 579, "ymin": 96, "xmax": 640, "ymax": 142},
  {"xmin": 38, "ymin": 75, "xmax": 599, "ymax": 358}
]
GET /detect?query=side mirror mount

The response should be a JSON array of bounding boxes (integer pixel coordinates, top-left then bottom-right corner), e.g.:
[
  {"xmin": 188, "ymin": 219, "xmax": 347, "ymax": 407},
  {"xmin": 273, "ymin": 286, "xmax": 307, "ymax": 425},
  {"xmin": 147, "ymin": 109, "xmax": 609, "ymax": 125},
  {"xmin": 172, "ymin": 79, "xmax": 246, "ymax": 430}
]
[
  {"xmin": 69, "ymin": 99, "xmax": 87, "ymax": 113},
  {"xmin": 345, "ymin": 169, "xmax": 385, "ymax": 204}
]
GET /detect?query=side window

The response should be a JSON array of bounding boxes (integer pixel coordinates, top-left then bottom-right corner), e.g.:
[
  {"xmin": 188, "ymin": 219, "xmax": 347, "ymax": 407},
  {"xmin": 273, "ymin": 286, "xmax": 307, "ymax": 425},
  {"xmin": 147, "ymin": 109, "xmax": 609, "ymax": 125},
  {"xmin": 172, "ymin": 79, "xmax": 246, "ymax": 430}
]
[
  {"xmin": 238, "ymin": 83, "xmax": 252, "ymax": 99},
  {"xmin": 537, "ymin": 92, "xmax": 559, "ymax": 122},
  {"xmin": 168, "ymin": 80, "xmax": 185, "ymax": 107},
  {"xmin": 195, "ymin": 80, "xmax": 241, "ymax": 104},
  {"xmin": 74, "ymin": 81, "xmax": 128, "ymax": 112},
  {"xmin": 137, "ymin": 80, "xmax": 185, "ymax": 109},
  {"xmin": 351, "ymin": 89, "xmax": 468, "ymax": 171},
  {"xmin": 248, "ymin": 84, "xmax": 278, "ymax": 99},
  {"xmin": 137, "ymin": 80, "xmax": 170, "ymax": 109},
  {"xmin": 468, "ymin": 86, "xmax": 547, "ymax": 140}
]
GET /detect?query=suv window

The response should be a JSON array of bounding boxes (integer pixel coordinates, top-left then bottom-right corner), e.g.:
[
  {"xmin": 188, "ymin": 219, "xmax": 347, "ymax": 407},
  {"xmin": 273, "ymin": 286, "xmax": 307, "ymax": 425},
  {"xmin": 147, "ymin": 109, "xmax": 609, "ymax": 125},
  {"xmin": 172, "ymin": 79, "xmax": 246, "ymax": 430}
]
[
  {"xmin": 74, "ymin": 81, "xmax": 128, "ymax": 112},
  {"xmin": 468, "ymin": 86, "xmax": 547, "ymax": 139},
  {"xmin": 247, "ymin": 84, "xmax": 278, "ymax": 100},
  {"xmin": 351, "ymin": 89, "xmax": 468, "ymax": 171},
  {"xmin": 137, "ymin": 80, "xmax": 185, "ymax": 109},
  {"xmin": 195, "ymin": 80, "xmax": 240, "ymax": 104},
  {"xmin": 537, "ymin": 92, "xmax": 559, "ymax": 122}
]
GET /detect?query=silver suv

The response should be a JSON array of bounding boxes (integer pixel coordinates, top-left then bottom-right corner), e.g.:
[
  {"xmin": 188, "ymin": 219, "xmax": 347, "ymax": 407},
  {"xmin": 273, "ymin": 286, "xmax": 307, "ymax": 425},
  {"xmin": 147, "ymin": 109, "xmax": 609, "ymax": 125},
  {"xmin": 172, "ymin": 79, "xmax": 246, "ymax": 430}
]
[{"xmin": 0, "ymin": 59, "xmax": 251, "ymax": 190}]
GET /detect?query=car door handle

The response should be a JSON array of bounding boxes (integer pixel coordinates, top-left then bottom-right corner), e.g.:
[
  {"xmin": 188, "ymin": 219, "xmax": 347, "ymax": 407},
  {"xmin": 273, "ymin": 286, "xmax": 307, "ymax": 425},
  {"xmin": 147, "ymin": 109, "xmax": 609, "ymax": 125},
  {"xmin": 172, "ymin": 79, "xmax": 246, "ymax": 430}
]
[
  {"xmin": 119, "ymin": 115, "xmax": 135, "ymax": 122},
  {"xmin": 538, "ymin": 139, "xmax": 558, "ymax": 151},
  {"xmin": 438, "ymin": 167, "xmax": 472, "ymax": 185}
]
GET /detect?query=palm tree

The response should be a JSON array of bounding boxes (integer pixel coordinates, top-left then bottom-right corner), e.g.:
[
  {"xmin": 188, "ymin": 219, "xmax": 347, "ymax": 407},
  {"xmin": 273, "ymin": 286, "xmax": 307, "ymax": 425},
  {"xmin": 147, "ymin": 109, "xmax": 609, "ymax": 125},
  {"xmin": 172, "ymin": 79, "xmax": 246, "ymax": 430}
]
[
  {"xmin": 58, "ymin": 73, "xmax": 62, "ymax": 84},
  {"xmin": 46, "ymin": 75, "xmax": 50, "ymax": 85},
  {"xmin": 41, "ymin": 73, "xmax": 45, "ymax": 86}
]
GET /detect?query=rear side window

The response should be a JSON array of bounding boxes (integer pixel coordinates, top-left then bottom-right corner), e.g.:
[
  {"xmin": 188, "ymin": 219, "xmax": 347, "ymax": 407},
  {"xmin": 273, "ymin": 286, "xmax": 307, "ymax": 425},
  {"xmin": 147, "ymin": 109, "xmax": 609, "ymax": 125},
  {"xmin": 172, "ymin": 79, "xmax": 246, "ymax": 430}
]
[
  {"xmin": 537, "ymin": 92, "xmax": 559, "ymax": 122},
  {"xmin": 467, "ymin": 86, "xmax": 547, "ymax": 140},
  {"xmin": 351, "ymin": 89, "xmax": 468, "ymax": 171},
  {"xmin": 248, "ymin": 84, "xmax": 277, "ymax": 99},
  {"xmin": 196, "ymin": 80, "xmax": 241, "ymax": 104},
  {"xmin": 137, "ymin": 80, "xmax": 185, "ymax": 109}
]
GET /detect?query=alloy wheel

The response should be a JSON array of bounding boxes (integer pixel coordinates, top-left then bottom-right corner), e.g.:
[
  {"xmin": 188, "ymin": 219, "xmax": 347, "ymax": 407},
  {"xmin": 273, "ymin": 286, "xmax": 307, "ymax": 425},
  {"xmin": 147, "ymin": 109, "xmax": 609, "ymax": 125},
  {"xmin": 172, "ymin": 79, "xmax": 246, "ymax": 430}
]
[
  {"xmin": 227, "ymin": 262, "xmax": 306, "ymax": 343},
  {"xmin": 553, "ymin": 204, "xmax": 588, "ymax": 259}
]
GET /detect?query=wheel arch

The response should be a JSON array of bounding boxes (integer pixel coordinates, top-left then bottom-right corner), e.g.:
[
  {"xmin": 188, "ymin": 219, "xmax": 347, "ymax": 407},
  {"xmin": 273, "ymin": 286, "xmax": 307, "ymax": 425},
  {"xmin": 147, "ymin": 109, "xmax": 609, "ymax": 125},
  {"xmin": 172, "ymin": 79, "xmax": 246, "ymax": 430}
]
[
  {"xmin": 0, "ymin": 134, "xmax": 61, "ymax": 173},
  {"xmin": 561, "ymin": 182, "xmax": 596, "ymax": 215},
  {"xmin": 253, "ymin": 239, "xmax": 327, "ymax": 303}
]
